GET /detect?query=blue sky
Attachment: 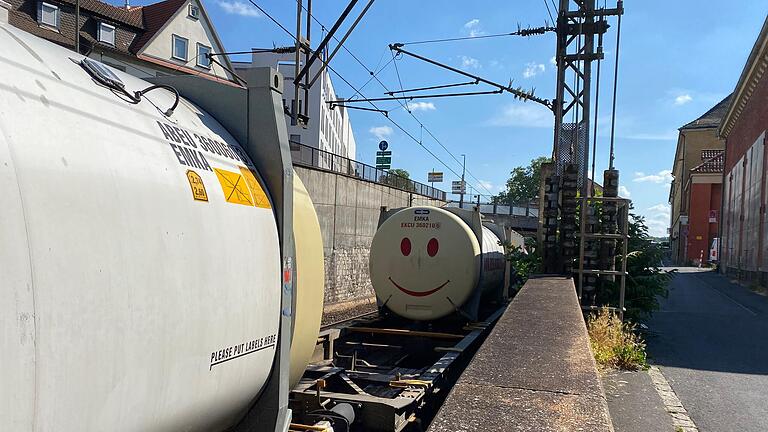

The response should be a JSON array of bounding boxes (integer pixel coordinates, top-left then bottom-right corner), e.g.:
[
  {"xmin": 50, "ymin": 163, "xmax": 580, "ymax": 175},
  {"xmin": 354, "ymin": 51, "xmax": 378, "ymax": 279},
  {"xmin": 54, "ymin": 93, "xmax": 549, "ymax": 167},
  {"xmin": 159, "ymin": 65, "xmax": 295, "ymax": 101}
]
[{"xmin": 124, "ymin": 0, "xmax": 767, "ymax": 236}]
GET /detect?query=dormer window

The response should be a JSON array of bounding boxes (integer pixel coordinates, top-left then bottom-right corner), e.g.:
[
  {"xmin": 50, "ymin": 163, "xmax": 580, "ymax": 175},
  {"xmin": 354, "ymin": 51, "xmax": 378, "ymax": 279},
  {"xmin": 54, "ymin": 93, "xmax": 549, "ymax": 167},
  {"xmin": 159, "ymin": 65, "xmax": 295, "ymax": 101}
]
[
  {"xmin": 196, "ymin": 43, "xmax": 211, "ymax": 69},
  {"xmin": 188, "ymin": 4, "xmax": 200, "ymax": 19},
  {"xmin": 172, "ymin": 34, "xmax": 188, "ymax": 61},
  {"xmin": 98, "ymin": 22, "xmax": 116, "ymax": 46},
  {"xmin": 38, "ymin": 2, "xmax": 59, "ymax": 29}
]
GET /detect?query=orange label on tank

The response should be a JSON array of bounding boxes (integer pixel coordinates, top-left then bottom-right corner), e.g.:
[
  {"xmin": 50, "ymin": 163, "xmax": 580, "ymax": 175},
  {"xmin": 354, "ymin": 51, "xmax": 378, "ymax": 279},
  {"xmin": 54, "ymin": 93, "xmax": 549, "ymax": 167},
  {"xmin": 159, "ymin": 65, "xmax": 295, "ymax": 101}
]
[
  {"xmin": 186, "ymin": 170, "xmax": 208, "ymax": 202},
  {"xmin": 239, "ymin": 166, "xmax": 272, "ymax": 209},
  {"xmin": 214, "ymin": 168, "xmax": 254, "ymax": 206}
]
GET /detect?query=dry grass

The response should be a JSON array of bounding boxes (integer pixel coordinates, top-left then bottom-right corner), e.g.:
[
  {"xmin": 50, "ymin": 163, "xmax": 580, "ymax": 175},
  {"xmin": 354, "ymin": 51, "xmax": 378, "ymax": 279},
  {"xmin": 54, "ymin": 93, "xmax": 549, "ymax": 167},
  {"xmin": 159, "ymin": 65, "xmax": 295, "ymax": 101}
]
[{"xmin": 587, "ymin": 308, "xmax": 648, "ymax": 371}]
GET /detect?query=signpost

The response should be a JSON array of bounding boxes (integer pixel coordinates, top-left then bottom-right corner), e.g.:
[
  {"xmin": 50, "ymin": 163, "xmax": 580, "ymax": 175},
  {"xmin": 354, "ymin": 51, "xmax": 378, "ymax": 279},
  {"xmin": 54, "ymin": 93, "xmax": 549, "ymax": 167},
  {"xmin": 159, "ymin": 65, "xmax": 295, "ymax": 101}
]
[
  {"xmin": 452, "ymin": 180, "xmax": 466, "ymax": 195},
  {"xmin": 427, "ymin": 172, "xmax": 444, "ymax": 183},
  {"xmin": 376, "ymin": 141, "xmax": 391, "ymax": 169}
]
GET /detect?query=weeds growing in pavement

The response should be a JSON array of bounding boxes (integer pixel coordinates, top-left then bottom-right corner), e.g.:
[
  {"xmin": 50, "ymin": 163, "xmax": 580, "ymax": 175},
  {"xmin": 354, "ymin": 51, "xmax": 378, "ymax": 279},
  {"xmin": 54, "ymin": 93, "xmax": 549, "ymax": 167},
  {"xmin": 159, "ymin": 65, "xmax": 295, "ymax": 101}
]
[{"xmin": 587, "ymin": 308, "xmax": 648, "ymax": 370}]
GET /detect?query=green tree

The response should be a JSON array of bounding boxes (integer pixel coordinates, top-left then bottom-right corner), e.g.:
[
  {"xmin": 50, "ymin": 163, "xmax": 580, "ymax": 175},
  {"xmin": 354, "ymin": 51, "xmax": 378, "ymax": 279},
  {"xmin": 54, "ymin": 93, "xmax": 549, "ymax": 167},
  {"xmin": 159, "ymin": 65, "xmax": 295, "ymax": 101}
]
[
  {"xmin": 380, "ymin": 168, "xmax": 415, "ymax": 191},
  {"xmin": 493, "ymin": 156, "xmax": 551, "ymax": 205},
  {"xmin": 388, "ymin": 168, "xmax": 410, "ymax": 179}
]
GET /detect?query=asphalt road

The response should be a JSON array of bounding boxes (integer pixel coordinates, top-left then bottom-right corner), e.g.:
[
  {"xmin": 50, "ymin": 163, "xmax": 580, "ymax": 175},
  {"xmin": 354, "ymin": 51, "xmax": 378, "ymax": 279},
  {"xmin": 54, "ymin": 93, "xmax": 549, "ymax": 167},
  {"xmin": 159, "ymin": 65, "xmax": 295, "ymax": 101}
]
[{"xmin": 646, "ymin": 267, "xmax": 768, "ymax": 432}]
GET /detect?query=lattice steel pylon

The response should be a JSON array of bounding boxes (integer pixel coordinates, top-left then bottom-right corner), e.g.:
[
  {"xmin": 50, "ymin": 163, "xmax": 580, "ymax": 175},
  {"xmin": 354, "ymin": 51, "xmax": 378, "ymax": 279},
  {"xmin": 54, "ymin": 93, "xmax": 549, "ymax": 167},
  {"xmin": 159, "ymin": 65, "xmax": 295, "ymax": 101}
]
[{"xmin": 552, "ymin": 0, "xmax": 622, "ymax": 195}]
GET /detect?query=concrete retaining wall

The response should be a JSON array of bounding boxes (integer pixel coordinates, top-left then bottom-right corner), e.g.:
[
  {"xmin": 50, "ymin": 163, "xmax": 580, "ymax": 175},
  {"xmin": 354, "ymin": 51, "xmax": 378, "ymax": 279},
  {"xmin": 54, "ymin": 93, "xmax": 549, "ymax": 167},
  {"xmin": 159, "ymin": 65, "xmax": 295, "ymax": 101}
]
[
  {"xmin": 428, "ymin": 276, "xmax": 614, "ymax": 432},
  {"xmin": 294, "ymin": 166, "xmax": 445, "ymax": 309}
]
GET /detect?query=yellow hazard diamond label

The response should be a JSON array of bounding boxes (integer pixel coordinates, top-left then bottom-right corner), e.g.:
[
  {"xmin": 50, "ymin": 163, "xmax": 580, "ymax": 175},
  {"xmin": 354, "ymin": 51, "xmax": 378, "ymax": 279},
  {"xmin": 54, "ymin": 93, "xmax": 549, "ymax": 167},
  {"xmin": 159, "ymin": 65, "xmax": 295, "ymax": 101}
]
[
  {"xmin": 239, "ymin": 166, "xmax": 271, "ymax": 209},
  {"xmin": 214, "ymin": 168, "xmax": 254, "ymax": 206}
]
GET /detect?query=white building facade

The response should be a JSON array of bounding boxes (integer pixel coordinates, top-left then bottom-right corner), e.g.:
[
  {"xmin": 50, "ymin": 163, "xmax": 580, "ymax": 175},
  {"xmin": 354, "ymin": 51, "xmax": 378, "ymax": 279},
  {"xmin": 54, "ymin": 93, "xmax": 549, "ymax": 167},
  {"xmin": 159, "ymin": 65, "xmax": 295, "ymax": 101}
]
[{"xmin": 235, "ymin": 52, "xmax": 357, "ymax": 162}]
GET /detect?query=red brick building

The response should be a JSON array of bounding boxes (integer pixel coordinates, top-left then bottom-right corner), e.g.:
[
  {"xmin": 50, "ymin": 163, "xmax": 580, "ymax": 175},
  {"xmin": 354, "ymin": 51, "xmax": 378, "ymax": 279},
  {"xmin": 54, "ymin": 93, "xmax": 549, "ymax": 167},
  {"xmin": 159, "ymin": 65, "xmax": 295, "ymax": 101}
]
[
  {"xmin": 719, "ymin": 17, "xmax": 768, "ymax": 282},
  {"xmin": 669, "ymin": 98, "xmax": 729, "ymax": 265},
  {"xmin": 684, "ymin": 150, "xmax": 724, "ymax": 264}
]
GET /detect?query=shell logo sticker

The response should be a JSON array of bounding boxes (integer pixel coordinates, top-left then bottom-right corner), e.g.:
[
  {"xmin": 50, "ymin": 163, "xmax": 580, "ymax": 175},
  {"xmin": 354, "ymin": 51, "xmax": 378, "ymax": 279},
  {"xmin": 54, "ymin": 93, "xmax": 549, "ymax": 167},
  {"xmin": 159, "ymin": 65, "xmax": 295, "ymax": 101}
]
[
  {"xmin": 186, "ymin": 170, "xmax": 208, "ymax": 202},
  {"xmin": 239, "ymin": 166, "xmax": 271, "ymax": 209},
  {"xmin": 214, "ymin": 168, "xmax": 254, "ymax": 206}
]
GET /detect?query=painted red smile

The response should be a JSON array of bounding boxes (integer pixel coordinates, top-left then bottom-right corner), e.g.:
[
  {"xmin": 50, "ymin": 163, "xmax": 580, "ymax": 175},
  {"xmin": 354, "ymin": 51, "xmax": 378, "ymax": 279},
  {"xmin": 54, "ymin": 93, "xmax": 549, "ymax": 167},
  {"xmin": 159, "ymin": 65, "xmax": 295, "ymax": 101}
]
[{"xmin": 388, "ymin": 277, "xmax": 450, "ymax": 297}]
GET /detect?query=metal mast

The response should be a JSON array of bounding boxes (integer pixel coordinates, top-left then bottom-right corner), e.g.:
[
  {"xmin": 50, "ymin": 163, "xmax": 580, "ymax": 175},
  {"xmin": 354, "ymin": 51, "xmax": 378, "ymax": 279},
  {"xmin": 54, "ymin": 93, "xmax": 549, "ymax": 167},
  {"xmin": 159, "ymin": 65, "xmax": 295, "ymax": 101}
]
[{"xmin": 553, "ymin": 0, "xmax": 621, "ymax": 195}]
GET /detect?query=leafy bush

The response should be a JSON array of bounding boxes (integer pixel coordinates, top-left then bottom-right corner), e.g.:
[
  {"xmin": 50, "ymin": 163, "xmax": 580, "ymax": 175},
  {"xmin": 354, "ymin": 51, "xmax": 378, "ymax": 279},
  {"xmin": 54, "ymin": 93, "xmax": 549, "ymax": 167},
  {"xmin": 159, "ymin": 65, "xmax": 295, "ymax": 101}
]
[
  {"xmin": 596, "ymin": 212, "xmax": 675, "ymax": 321},
  {"xmin": 501, "ymin": 237, "xmax": 540, "ymax": 290},
  {"xmin": 587, "ymin": 308, "xmax": 647, "ymax": 370}
]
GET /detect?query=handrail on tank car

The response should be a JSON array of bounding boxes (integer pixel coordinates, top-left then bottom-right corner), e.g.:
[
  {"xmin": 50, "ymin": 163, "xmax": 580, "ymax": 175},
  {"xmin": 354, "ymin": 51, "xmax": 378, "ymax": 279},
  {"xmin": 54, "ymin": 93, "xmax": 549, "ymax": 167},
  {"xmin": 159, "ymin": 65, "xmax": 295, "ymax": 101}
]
[{"xmin": 289, "ymin": 140, "xmax": 448, "ymax": 201}]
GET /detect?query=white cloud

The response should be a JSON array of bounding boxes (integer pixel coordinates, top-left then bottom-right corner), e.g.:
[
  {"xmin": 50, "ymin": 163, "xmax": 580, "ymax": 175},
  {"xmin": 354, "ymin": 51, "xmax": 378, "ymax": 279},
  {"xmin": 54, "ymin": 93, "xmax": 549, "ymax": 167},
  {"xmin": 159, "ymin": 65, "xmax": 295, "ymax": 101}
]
[
  {"xmin": 674, "ymin": 94, "xmax": 693, "ymax": 105},
  {"xmin": 549, "ymin": 56, "xmax": 557, "ymax": 66},
  {"xmin": 369, "ymin": 126, "xmax": 393, "ymax": 140},
  {"xmin": 478, "ymin": 180, "xmax": 494, "ymax": 191},
  {"xmin": 633, "ymin": 170, "xmax": 673, "ymax": 184},
  {"xmin": 460, "ymin": 55, "xmax": 480, "ymax": 69},
  {"xmin": 217, "ymin": 0, "xmax": 261, "ymax": 17},
  {"xmin": 646, "ymin": 218, "xmax": 669, "ymax": 237},
  {"xmin": 647, "ymin": 203, "xmax": 671, "ymax": 216},
  {"xmin": 406, "ymin": 102, "xmax": 436, "ymax": 112},
  {"xmin": 488, "ymin": 103, "xmax": 553, "ymax": 128},
  {"xmin": 463, "ymin": 19, "xmax": 485, "ymax": 37},
  {"xmin": 618, "ymin": 185, "xmax": 631, "ymax": 198},
  {"xmin": 645, "ymin": 203, "xmax": 671, "ymax": 237},
  {"xmin": 523, "ymin": 62, "xmax": 545, "ymax": 78}
]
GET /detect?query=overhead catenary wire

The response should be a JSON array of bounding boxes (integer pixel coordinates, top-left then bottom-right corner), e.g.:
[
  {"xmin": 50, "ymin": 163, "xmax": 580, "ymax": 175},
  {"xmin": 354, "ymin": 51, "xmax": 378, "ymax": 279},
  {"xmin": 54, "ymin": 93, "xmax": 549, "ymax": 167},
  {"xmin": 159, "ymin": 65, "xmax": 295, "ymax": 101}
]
[
  {"xmin": 608, "ymin": 1, "xmax": 623, "ymax": 170},
  {"xmin": 542, "ymin": 0, "xmax": 555, "ymax": 25},
  {"xmin": 268, "ymin": 0, "xmax": 496, "ymax": 196},
  {"xmin": 590, "ymin": 13, "xmax": 605, "ymax": 196},
  {"xmin": 295, "ymin": 0, "xmax": 496, "ymax": 196},
  {"xmin": 397, "ymin": 26, "xmax": 555, "ymax": 47}
]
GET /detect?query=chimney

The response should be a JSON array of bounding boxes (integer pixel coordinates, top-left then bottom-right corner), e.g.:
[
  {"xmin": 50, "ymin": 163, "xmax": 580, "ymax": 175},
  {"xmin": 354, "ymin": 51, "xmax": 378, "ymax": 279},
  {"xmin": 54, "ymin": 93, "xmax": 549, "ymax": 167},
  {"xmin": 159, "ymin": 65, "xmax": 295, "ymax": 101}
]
[{"xmin": 124, "ymin": 0, "xmax": 130, "ymax": 10}]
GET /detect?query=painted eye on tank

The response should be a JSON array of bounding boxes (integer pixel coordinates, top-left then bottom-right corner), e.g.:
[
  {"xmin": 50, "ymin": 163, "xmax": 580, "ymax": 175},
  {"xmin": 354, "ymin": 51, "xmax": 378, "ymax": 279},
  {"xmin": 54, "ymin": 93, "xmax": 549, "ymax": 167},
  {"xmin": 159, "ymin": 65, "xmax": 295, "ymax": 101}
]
[
  {"xmin": 400, "ymin": 237, "xmax": 412, "ymax": 256},
  {"xmin": 427, "ymin": 238, "xmax": 439, "ymax": 257}
]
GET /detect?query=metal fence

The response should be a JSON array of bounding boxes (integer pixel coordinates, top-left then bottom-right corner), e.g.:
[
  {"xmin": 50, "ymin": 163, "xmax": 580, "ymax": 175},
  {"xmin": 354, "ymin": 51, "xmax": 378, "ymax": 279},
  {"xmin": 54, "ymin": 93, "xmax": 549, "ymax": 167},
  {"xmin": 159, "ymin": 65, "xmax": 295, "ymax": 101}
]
[
  {"xmin": 445, "ymin": 200, "xmax": 539, "ymax": 218},
  {"xmin": 290, "ymin": 141, "xmax": 447, "ymax": 201}
]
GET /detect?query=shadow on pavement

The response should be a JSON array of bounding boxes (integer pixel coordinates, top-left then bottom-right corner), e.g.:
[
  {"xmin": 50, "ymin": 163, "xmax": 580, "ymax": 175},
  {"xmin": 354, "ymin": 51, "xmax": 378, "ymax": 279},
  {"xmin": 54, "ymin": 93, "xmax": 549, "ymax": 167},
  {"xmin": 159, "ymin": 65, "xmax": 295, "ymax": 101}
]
[{"xmin": 645, "ymin": 267, "xmax": 768, "ymax": 375}]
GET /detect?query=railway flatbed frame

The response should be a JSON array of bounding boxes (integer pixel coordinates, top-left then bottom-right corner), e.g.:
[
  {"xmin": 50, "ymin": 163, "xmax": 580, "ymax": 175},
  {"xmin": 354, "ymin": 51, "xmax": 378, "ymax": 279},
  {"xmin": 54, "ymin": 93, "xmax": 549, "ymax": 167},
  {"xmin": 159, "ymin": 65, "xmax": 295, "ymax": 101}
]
[{"xmin": 290, "ymin": 305, "xmax": 508, "ymax": 432}]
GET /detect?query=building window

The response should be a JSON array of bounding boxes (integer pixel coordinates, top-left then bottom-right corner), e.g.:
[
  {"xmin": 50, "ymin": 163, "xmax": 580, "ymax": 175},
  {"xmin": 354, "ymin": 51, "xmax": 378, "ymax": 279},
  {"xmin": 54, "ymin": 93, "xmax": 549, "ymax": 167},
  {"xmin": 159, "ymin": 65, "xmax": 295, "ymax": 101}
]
[
  {"xmin": 172, "ymin": 34, "xmax": 188, "ymax": 61},
  {"xmin": 188, "ymin": 4, "xmax": 200, "ymax": 19},
  {"xmin": 38, "ymin": 2, "xmax": 59, "ymax": 29},
  {"xmin": 290, "ymin": 134, "xmax": 301, "ymax": 144},
  {"xmin": 196, "ymin": 43, "xmax": 211, "ymax": 69},
  {"xmin": 98, "ymin": 22, "xmax": 116, "ymax": 46}
]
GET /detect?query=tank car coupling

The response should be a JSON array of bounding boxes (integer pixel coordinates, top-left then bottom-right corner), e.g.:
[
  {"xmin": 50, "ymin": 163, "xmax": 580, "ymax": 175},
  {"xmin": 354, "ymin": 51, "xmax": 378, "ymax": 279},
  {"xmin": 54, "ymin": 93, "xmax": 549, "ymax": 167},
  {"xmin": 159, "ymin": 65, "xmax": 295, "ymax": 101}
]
[{"xmin": 307, "ymin": 403, "xmax": 357, "ymax": 432}]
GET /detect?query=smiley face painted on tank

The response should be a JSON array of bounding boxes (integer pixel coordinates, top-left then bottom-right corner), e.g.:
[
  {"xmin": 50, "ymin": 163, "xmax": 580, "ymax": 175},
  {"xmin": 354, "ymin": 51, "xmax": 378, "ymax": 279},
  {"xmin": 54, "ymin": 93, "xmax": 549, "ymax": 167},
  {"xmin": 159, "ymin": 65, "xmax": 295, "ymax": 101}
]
[
  {"xmin": 388, "ymin": 235, "xmax": 451, "ymax": 297},
  {"xmin": 370, "ymin": 206, "xmax": 483, "ymax": 320}
]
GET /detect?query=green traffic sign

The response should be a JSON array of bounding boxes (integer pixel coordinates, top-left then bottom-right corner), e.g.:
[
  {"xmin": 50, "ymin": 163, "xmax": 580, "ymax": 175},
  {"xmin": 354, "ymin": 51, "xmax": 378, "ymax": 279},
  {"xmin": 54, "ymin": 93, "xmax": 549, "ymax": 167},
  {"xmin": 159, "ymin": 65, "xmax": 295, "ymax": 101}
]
[
  {"xmin": 376, "ymin": 164, "xmax": 391, "ymax": 169},
  {"xmin": 376, "ymin": 151, "xmax": 392, "ymax": 156},
  {"xmin": 376, "ymin": 156, "xmax": 392, "ymax": 165}
]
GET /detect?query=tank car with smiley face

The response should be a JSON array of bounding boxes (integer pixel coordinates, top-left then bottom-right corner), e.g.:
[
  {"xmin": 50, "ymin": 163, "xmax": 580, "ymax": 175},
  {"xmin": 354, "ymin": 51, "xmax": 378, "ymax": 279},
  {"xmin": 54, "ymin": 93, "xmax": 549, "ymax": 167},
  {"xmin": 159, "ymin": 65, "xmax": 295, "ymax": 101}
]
[{"xmin": 369, "ymin": 206, "xmax": 507, "ymax": 321}]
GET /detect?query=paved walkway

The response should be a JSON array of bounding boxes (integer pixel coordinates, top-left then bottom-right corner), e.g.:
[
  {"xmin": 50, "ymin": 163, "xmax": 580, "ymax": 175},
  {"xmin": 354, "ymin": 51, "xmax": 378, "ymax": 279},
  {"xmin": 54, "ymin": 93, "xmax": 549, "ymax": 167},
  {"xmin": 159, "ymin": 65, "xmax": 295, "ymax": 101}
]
[
  {"xmin": 602, "ymin": 369, "xmax": 674, "ymax": 432},
  {"xmin": 645, "ymin": 268, "xmax": 768, "ymax": 432}
]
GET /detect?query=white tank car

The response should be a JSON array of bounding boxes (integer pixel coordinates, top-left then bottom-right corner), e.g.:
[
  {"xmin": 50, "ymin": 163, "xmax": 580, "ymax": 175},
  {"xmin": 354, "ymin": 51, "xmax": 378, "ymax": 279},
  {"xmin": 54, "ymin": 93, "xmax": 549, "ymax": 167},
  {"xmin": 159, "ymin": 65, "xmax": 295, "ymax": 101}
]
[
  {"xmin": 0, "ymin": 23, "xmax": 323, "ymax": 431},
  {"xmin": 369, "ymin": 206, "xmax": 506, "ymax": 321}
]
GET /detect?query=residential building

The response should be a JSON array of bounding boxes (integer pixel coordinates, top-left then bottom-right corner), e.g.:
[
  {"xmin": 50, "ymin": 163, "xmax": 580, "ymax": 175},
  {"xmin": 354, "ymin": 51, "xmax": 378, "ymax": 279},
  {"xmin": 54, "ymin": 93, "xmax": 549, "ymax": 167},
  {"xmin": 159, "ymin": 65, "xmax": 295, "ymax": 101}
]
[
  {"xmin": 719, "ymin": 17, "xmax": 768, "ymax": 283},
  {"xmin": 4, "ymin": 0, "xmax": 236, "ymax": 84},
  {"xmin": 234, "ymin": 52, "xmax": 357, "ymax": 162},
  {"xmin": 669, "ymin": 95, "xmax": 730, "ymax": 264}
]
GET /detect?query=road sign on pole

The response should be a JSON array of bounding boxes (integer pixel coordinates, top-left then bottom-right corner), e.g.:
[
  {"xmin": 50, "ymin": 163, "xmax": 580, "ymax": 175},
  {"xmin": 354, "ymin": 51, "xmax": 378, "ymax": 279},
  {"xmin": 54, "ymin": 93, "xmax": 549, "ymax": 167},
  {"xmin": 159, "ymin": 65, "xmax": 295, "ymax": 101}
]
[
  {"xmin": 428, "ymin": 172, "xmax": 444, "ymax": 183},
  {"xmin": 375, "ymin": 146, "xmax": 392, "ymax": 169},
  {"xmin": 451, "ymin": 180, "xmax": 466, "ymax": 194}
]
